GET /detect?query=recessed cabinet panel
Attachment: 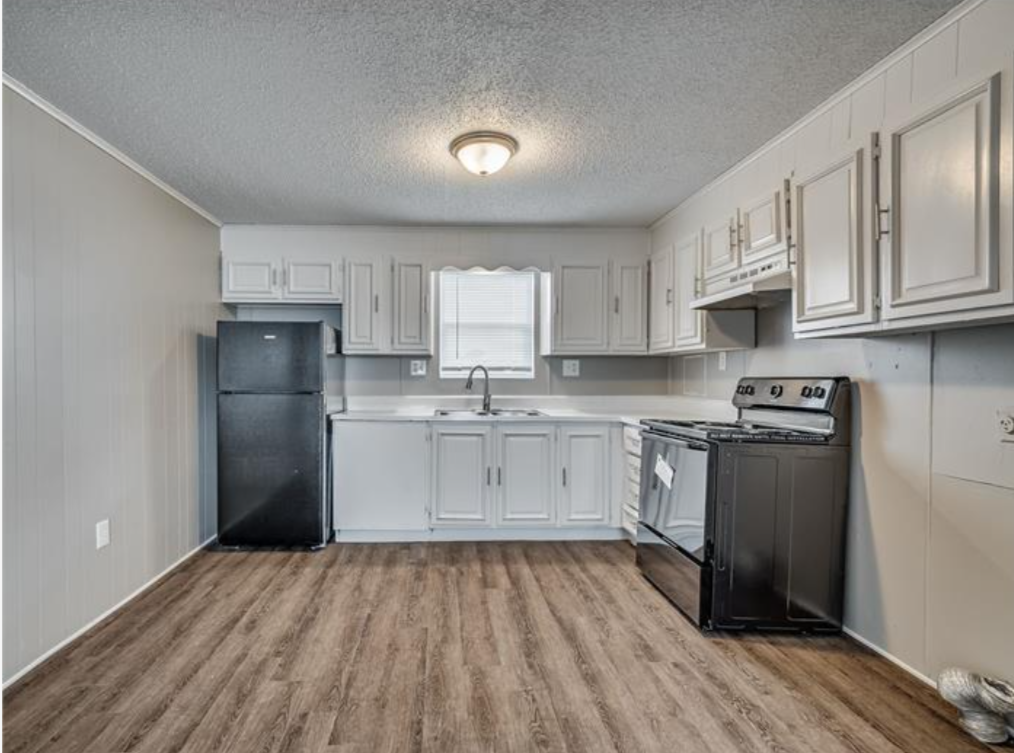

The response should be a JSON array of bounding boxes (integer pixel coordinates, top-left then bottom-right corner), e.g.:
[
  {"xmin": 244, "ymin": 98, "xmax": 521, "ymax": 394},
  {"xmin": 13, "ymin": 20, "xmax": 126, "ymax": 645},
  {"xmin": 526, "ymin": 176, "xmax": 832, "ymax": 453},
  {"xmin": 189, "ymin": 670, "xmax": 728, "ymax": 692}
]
[
  {"xmin": 223, "ymin": 259, "xmax": 279, "ymax": 301},
  {"xmin": 497, "ymin": 425, "xmax": 555, "ymax": 526},
  {"xmin": 610, "ymin": 261, "xmax": 647, "ymax": 353},
  {"xmin": 555, "ymin": 263, "xmax": 609, "ymax": 352},
  {"xmin": 559, "ymin": 425, "xmax": 610, "ymax": 526},
  {"xmin": 392, "ymin": 259, "xmax": 430, "ymax": 352},
  {"xmin": 344, "ymin": 259, "xmax": 381, "ymax": 352},
  {"xmin": 648, "ymin": 245, "xmax": 675, "ymax": 352},
  {"xmin": 883, "ymin": 74, "xmax": 1001, "ymax": 319},
  {"xmin": 432, "ymin": 425, "xmax": 492, "ymax": 526},
  {"xmin": 793, "ymin": 147, "xmax": 874, "ymax": 330},
  {"xmin": 703, "ymin": 217, "xmax": 739, "ymax": 279},
  {"xmin": 284, "ymin": 259, "xmax": 341, "ymax": 301},
  {"xmin": 674, "ymin": 232, "xmax": 704, "ymax": 350},
  {"xmin": 740, "ymin": 190, "xmax": 785, "ymax": 263}
]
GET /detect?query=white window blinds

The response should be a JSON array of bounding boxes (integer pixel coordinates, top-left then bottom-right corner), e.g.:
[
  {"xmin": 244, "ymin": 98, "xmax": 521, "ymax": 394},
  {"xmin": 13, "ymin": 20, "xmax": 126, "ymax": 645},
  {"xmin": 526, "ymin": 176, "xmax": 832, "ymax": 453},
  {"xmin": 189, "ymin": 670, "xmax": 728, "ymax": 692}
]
[{"xmin": 439, "ymin": 269, "xmax": 535, "ymax": 379}]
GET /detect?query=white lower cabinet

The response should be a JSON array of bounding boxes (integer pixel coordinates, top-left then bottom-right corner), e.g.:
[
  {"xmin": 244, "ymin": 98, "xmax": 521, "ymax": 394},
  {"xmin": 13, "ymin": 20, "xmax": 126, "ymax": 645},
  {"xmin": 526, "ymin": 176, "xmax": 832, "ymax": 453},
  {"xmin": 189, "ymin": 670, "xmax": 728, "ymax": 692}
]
[
  {"xmin": 431, "ymin": 424, "xmax": 494, "ymax": 527},
  {"xmin": 496, "ymin": 424, "xmax": 556, "ymax": 526},
  {"xmin": 558, "ymin": 425, "xmax": 611, "ymax": 526}
]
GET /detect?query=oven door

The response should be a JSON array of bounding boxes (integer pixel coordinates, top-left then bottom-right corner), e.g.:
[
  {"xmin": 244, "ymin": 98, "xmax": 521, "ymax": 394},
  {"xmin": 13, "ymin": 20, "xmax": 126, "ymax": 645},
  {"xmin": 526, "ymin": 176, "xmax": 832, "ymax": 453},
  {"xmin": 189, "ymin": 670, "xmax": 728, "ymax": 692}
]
[{"xmin": 637, "ymin": 431, "xmax": 713, "ymax": 563}]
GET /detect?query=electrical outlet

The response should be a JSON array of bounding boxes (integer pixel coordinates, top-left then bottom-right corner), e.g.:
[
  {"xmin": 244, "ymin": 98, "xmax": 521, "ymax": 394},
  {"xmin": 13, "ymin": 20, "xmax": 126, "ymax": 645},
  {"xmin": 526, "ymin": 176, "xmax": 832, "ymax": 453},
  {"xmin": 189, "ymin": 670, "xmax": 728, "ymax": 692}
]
[
  {"xmin": 998, "ymin": 408, "xmax": 1014, "ymax": 443},
  {"xmin": 409, "ymin": 360, "xmax": 427, "ymax": 377},
  {"xmin": 562, "ymin": 359, "xmax": 580, "ymax": 378},
  {"xmin": 95, "ymin": 519, "xmax": 111, "ymax": 550},
  {"xmin": 718, "ymin": 352, "xmax": 727, "ymax": 372}
]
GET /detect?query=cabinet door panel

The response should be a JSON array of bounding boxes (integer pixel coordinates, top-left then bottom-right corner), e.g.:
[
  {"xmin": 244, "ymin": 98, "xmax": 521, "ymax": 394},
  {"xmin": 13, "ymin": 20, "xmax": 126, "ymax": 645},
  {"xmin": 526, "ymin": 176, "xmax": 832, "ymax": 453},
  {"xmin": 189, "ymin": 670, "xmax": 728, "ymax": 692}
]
[
  {"xmin": 609, "ymin": 261, "xmax": 647, "ymax": 353},
  {"xmin": 674, "ymin": 232, "xmax": 704, "ymax": 349},
  {"xmin": 740, "ymin": 189, "xmax": 785, "ymax": 263},
  {"xmin": 792, "ymin": 145, "xmax": 876, "ymax": 331},
  {"xmin": 392, "ymin": 259, "xmax": 430, "ymax": 352},
  {"xmin": 432, "ymin": 426, "xmax": 492, "ymax": 526},
  {"xmin": 883, "ymin": 74, "xmax": 1001, "ymax": 319},
  {"xmin": 703, "ymin": 216, "xmax": 739, "ymax": 279},
  {"xmin": 223, "ymin": 259, "xmax": 279, "ymax": 301},
  {"xmin": 559, "ymin": 426, "xmax": 610, "ymax": 526},
  {"xmin": 284, "ymin": 259, "xmax": 342, "ymax": 301},
  {"xmin": 344, "ymin": 259, "xmax": 381, "ymax": 351},
  {"xmin": 554, "ymin": 263, "xmax": 608, "ymax": 352},
  {"xmin": 498, "ymin": 425, "xmax": 555, "ymax": 525},
  {"xmin": 648, "ymin": 246, "xmax": 675, "ymax": 352}
]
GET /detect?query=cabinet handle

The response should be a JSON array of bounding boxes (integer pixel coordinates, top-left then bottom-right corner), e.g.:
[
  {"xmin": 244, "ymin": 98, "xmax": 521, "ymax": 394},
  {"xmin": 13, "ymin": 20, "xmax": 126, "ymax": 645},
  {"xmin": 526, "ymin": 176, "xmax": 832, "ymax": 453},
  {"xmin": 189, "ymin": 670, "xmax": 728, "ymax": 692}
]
[
  {"xmin": 374, "ymin": 293, "xmax": 379, "ymax": 313},
  {"xmin": 614, "ymin": 295, "xmax": 620, "ymax": 314},
  {"xmin": 666, "ymin": 289, "xmax": 673, "ymax": 306},
  {"xmin": 423, "ymin": 293, "xmax": 428, "ymax": 315},
  {"xmin": 497, "ymin": 467, "xmax": 502, "ymax": 486},
  {"xmin": 562, "ymin": 467, "xmax": 567, "ymax": 487},
  {"xmin": 282, "ymin": 267, "xmax": 288, "ymax": 288},
  {"xmin": 271, "ymin": 267, "xmax": 278, "ymax": 287},
  {"xmin": 555, "ymin": 297, "xmax": 560, "ymax": 315},
  {"xmin": 487, "ymin": 467, "xmax": 491, "ymax": 486},
  {"xmin": 875, "ymin": 202, "xmax": 891, "ymax": 241}
]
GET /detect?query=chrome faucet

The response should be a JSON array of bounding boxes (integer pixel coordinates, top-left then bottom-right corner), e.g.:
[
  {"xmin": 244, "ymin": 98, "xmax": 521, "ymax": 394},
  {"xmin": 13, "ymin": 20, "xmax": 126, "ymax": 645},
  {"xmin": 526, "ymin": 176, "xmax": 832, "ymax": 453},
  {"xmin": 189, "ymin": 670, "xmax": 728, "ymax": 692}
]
[{"xmin": 465, "ymin": 365, "xmax": 492, "ymax": 413}]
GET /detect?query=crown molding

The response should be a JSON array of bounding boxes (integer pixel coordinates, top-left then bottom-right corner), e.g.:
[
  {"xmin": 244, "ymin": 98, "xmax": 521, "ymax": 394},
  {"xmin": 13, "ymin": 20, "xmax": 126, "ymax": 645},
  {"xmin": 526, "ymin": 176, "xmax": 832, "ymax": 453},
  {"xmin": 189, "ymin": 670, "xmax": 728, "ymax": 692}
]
[
  {"xmin": 2, "ymin": 73, "xmax": 222, "ymax": 227},
  {"xmin": 649, "ymin": 0, "xmax": 988, "ymax": 230}
]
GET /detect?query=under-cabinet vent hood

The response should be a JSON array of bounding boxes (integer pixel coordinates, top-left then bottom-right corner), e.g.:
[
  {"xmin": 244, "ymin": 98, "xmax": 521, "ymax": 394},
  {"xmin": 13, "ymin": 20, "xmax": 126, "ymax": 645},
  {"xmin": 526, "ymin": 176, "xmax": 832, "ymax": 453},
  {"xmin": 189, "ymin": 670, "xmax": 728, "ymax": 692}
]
[{"xmin": 691, "ymin": 262, "xmax": 792, "ymax": 311}]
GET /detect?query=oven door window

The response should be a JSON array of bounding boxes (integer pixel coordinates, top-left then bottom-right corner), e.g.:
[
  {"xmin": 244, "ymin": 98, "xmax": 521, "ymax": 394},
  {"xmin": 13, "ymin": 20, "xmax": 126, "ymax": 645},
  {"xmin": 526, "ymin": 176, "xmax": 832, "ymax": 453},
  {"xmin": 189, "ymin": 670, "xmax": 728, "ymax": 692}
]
[{"xmin": 641, "ymin": 434, "xmax": 710, "ymax": 562}]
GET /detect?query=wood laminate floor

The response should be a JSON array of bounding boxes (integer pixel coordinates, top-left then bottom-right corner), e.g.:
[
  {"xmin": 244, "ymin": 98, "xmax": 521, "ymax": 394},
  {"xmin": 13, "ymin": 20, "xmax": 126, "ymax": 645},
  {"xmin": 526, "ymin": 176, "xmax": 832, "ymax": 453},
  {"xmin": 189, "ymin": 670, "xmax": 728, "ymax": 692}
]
[{"xmin": 2, "ymin": 542, "xmax": 990, "ymax": 753}]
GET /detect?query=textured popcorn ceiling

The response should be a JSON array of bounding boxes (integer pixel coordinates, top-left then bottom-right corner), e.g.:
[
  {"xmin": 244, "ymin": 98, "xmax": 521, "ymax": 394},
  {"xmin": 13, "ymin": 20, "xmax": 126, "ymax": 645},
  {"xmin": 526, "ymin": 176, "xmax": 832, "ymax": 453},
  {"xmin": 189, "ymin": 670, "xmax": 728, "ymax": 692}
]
[{"xmin": 4, "ymin": 0, "xmax": 960, "ymax": 226}]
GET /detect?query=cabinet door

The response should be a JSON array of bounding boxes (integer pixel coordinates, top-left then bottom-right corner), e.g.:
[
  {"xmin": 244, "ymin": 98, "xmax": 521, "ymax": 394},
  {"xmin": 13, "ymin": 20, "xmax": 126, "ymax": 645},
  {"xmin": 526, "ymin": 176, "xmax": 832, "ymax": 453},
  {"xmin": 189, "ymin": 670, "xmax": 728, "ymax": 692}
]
[
  {"xmin": 702, "ymin": 216, "xmax": 739, "ymax": 280},
  {"xmin": 553, "ymin": 263, "xmax": 609, "ymax": 352},
  {"xmin": 497, "ymin": 425, "xmax": 555, "ymax": 526},
  {"xmin": 881, "ymin": 74, "xmax": 1002, "ymax": 320},
  {"xmin": 674, "ymin": 232, "xmax": 705, "ymax": 350},
  {"xmin": 343, "ymin": 258, "xmax": 382, "ymax": 352},
  {"xmin": 283, "ymin": 258, "xmax": 342, "ymax": 302},
  {"xmin": 739, "ymin": 189, "xmax": 786, "ymax": 263},
  {"xmin": 609, "ymin": 261, "xmax": 647, "ymax": 353},
  {"xmin": 792, "ymin": 144, "xmax": 877, "ymax": 332},
  {"xmin": 222, "ymin": 258, "xmax": 280, "ymax": 301},
  {"xmin": 648, "ymin": 246, "xmax": 675, "ymax": 352},
  {"xmin": 392, "ymin": 258, "xmax": 431, "ymax": 353},
  {"xmin": 558, "ymin": 425, "xmax": 610, "ymax": 526},
  {"xmin": 432, "ymin": 425, "xmax": 493, "ymax": 526}
]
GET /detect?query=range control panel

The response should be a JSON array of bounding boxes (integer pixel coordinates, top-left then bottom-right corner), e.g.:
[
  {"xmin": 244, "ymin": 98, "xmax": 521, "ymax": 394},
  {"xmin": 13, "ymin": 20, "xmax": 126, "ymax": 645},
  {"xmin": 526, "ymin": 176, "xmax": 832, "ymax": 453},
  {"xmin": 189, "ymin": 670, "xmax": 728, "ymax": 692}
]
[{"xmin": 732, "ymin": 377, "xmax": 843, "ymax": 411}]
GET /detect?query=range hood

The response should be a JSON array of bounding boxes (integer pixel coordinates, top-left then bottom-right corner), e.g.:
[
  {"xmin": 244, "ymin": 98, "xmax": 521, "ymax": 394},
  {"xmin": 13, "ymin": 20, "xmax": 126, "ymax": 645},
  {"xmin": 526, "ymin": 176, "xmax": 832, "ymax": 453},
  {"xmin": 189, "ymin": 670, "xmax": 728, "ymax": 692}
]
[{"xmin": 690, "ymin": 268, "xmax": 793, "ymax": 310}]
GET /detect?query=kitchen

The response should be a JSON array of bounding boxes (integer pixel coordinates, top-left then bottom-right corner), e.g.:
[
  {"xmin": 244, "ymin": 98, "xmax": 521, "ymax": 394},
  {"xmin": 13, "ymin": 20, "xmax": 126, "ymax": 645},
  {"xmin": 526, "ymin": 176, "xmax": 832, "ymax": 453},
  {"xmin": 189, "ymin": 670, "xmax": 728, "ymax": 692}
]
[{"xmin": 3, "ymin": 1, "xmax": 1014, "ymax": 751}]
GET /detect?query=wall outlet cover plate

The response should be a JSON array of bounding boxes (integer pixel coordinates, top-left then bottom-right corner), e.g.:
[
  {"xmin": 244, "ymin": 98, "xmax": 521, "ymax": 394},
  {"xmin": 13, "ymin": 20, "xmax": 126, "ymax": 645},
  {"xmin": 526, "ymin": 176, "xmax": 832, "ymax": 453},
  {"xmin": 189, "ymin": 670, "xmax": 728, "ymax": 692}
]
[
  {"xmin": 562, "ymin": 359, "xmax": 580, "ymax": 377},
  {"xmin": 409, "ymin": 360, "xmax": 427, "ymax": 377},
  {"xmin": 96, "ymin": 519, "xmax": 110, "ymax": 550}
]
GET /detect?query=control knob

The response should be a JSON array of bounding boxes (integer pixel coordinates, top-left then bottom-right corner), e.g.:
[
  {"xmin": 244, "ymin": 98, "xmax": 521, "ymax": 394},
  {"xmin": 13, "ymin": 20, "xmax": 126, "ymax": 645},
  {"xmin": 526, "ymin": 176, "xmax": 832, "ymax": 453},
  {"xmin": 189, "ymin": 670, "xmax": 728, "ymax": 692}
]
[
  {"xmin": 813, "ymin": 386, "xmax": 827, "ymax": 399},
  {"xmin": 801, "ymin": 386, "xmax": 813, "ymax": 398},
  {"xmin": 769, "ymin": 384, "xmax": 784, "ymax": 398}
]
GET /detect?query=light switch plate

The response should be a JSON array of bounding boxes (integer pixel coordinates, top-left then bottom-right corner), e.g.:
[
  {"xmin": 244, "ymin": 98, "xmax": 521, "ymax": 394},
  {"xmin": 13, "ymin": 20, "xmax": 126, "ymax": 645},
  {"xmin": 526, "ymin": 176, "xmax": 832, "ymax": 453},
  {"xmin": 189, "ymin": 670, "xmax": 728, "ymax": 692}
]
[
  {"xmin": 562, "ymin": 359, "xmax": 580, "ymax": 378},
  {"xmin": 409, "ymin": 360, "xmax": 427, "ymax": 377},
  {"xmin": 96, "ymin": 519, "xmax": 110, "ymax": 550}
]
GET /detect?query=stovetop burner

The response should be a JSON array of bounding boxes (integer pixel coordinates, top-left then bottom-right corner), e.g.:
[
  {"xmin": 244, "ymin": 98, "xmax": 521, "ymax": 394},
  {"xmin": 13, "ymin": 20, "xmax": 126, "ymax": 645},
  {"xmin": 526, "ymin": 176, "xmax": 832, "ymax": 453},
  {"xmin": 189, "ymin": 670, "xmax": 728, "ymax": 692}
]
[{"xmin": 643, "ymin": 418, "xmax": 829, "ymax": 443}]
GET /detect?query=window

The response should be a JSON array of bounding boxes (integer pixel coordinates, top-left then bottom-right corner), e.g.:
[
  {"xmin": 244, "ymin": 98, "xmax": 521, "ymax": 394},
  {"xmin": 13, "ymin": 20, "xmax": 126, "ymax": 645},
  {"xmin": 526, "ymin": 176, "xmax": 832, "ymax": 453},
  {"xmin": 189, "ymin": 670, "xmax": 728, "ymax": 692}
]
[{"xmin": 439, "ymin": 269, "xmax": 535, "ymax": 379}]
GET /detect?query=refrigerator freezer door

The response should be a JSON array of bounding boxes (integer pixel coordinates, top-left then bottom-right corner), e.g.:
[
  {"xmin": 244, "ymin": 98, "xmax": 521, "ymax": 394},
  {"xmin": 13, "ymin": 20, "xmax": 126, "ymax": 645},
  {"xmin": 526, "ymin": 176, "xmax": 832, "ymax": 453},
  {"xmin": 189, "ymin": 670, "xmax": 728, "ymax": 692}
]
[
  {"xmin": 218, "ymin": 321, "xmax": 325, "ymax": 393},
  {"xmin": 217, "ymin": 393, "xmax": 327, "ymax": 547}
]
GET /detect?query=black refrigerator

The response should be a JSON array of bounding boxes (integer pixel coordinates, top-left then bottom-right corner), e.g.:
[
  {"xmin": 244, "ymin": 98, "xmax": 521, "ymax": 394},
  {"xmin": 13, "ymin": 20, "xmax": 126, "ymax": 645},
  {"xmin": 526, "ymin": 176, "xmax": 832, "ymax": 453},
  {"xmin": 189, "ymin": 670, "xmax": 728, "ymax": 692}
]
[{"xmin": 216, "ymin": 320, "xmax": 340, "ymax": 548}]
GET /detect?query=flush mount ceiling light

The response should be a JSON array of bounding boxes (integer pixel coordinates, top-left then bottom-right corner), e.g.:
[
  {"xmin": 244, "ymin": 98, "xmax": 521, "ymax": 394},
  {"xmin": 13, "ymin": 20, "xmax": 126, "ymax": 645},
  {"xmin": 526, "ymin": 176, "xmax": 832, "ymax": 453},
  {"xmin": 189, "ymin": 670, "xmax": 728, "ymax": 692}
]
[{"xmin": 449, "ymin": 131, "xmax": 518, "ymax": 176}]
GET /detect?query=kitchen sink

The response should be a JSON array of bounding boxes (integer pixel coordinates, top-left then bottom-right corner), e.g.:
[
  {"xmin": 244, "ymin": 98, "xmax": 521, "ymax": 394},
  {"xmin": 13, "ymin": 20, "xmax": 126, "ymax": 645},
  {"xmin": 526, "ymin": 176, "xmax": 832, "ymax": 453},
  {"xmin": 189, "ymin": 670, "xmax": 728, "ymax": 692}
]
[{"xmin": 433, "ymin": 408, "xmax": 544, "ymax": 418}]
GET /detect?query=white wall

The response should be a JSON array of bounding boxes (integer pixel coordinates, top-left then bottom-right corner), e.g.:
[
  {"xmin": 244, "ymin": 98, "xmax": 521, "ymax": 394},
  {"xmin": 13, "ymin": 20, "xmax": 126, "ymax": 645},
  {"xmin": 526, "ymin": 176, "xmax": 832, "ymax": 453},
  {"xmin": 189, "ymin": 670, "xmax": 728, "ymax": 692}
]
[
  {"xmin": 2, "ymin": 85, "xmax": 225, "ymax": 683},
  {"xmin": 222, "ymin": 225, "xmax": 672, "ymax": 397},
  {"xmin": 654, "ymin": 0, "xmax": 1014, "ymax": 682}
]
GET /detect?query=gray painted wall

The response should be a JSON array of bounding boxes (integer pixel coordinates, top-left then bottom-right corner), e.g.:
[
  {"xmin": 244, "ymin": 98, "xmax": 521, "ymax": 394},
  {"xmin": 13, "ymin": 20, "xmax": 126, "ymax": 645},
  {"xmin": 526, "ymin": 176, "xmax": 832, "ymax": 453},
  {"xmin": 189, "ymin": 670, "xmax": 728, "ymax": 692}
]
[
  {"xmin": 670, "ymin": 303, "xmax": 1014, "ymax": 682},
  {"xmin": 2, "ymin": 86, "xmax": 225, "ymax": 683}
]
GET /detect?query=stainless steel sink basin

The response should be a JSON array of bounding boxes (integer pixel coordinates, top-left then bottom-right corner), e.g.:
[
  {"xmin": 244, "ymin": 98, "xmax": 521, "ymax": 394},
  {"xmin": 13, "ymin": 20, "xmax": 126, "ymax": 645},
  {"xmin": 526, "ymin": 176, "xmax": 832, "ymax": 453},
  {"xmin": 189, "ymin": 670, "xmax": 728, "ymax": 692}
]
[{"xmin": 433, "ymin": 408, "xmax": 544, "ymax": 418}]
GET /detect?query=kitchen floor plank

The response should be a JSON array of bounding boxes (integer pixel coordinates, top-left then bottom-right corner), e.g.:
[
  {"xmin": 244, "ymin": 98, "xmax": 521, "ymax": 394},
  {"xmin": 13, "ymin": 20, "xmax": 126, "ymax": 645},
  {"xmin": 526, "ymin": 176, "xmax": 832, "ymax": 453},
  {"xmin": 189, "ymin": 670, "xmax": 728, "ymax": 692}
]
[{"xmin": 2, "ymin": 542, "xmax": 991, "ymax": 753}]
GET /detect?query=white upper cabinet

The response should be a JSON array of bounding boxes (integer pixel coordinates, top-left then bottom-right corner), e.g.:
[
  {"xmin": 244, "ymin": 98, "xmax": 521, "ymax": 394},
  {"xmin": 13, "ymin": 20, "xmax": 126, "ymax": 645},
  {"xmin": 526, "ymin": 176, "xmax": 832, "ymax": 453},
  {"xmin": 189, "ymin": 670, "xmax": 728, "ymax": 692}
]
[
  {"xmin": 343, "ymin": 257, "xmax": 383, "ymax": 352},
  {"xmin": 648, "ymin": 245, "xmax": 675, "ymax": 353},
  {"xmin": 739, "ymin": 188, "xmax": 787, "ymax": 264},
  {"xmin": 792, "ymin": 142, "xmax": 877, "ymax": 332},
  {"xmin": 283, "ymin": 257, "xmax": 342, "ymax": 302},
  {"xmin": 702, "ymin": 215, "xmax": 739, "ymax": 280},
  {"xmin": 609, "ymin": 260, "xmax": 648, "ymax": 353},
  {"xmin": 674, "ymin": 232, "xmax": 705, "ymax": 349},
  {"xmin": 547, "ymin": 262, "xmax": 609, "ymax": 353},
  {"xmin": 431, "ymin": 424, "xmax": 493, "ymax": 527},
  {"xmin": 496, "ymin": 424, "xmax": 555, "ymax": 526},
  {"xmin": 391, "ymin": 258, "xmax": 431, "ymax": 353},
  {"xmin": 880, "ymin": 73, "xmax": 1004, "ymax": 321},
  {"xmin": 558, "ymin": 425, "xmax": 611, "ymax": 526},
  {"xmin": 222, "ymin": 258, "xmax": 280, "ymax": 301}
]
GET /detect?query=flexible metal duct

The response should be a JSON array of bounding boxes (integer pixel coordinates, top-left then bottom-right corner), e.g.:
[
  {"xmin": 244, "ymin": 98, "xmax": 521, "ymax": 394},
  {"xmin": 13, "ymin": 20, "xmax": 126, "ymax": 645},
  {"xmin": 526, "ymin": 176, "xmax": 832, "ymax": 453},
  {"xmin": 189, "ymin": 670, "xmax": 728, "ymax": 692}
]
[{"xmin": 938, "ymin": 667, "xmax": 1014, "ymax": 745}]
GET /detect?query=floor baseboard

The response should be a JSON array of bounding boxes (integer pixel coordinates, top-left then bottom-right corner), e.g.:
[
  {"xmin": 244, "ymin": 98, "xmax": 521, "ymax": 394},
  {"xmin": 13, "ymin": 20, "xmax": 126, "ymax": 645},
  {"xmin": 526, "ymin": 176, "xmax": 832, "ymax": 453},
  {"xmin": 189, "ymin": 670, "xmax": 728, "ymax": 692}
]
[{"xmin": 843, "ymin": 626, "xmax": 937, "ymax": 688}]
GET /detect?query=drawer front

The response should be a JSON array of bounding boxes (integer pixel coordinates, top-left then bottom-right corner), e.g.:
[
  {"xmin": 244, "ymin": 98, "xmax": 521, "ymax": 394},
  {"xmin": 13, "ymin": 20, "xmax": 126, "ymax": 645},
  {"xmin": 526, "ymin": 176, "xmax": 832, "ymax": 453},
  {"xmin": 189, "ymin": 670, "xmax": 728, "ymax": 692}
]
[
  {"xmin": 622, "ymin": 504, "xmax": 639, "ymax": 538},
  {"xmin": 625, "ymin": 478, "xmax": 640, "ymax": 510},
  {"xmin": 625, "ymin": 454, "xmax": 641, "ymax": 485},
  {"xmin": 622, "ymin": 426, "xmax": 642, "ymax": 456},
  {"xmin": 637, "ymin": 523, "xmax": 705, "ymax": 626}
]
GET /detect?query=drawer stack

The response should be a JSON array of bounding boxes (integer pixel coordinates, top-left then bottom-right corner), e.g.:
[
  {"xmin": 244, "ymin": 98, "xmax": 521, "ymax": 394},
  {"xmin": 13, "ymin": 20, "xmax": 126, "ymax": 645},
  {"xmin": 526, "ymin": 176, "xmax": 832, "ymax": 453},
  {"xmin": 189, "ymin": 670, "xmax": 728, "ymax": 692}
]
[{"xmin": 621, "ymin": 425, "xmax": 642, "ymax": 543}]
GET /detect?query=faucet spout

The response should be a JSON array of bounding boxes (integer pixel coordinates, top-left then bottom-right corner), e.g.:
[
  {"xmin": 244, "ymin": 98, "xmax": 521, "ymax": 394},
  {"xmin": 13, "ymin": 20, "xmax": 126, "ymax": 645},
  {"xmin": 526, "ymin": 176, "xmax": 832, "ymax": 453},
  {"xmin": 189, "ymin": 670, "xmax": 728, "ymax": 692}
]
[{"xmin": 465, "ymin": 365, "xmax": 492, "ymax": 413}]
